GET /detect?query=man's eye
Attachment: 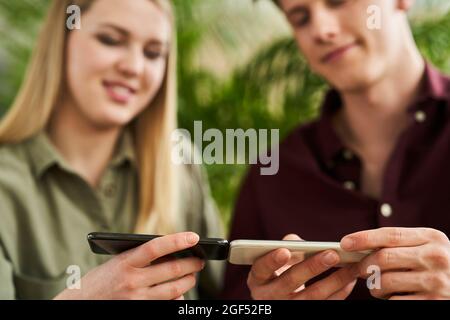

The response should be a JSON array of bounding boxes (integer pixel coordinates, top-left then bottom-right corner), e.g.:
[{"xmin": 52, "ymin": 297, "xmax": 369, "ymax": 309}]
[
  {"xmin": 96, "ymin": 34, "xmax": 122, "ymax": 46},
  {"xmin": 292, "ymin": 14, "xmax": 310, "ymax": 28}
]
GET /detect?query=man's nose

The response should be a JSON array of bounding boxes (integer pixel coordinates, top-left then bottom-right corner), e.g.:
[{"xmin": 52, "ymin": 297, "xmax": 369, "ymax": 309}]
[{"xmin": 310, "ymin": 7, "xmax": 342, "ymax": 44}]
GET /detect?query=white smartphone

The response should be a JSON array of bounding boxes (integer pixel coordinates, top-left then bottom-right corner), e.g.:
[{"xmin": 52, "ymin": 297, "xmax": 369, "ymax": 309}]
[{"xmin": 228, "ymin": 240, "xmax": 372, "ymax": 265}]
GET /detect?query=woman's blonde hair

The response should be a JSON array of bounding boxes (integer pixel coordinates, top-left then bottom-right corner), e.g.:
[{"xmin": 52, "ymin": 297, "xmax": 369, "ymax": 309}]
[{"xmin": 0, "ymin": 0, "xmax": 179, "ymax": 235}]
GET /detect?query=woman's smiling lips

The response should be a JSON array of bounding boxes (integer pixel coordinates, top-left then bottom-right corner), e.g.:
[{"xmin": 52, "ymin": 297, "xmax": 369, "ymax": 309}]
[
  {"xmin": 321, "ymin": 43, "xmax": 358, "ymax": 64},
  {"xmin": 103, "ymin": 80, "xmax": 138, "ymax": 104}
]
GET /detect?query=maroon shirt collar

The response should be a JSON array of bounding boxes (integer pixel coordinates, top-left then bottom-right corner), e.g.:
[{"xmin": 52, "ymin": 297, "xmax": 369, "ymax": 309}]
[
  {"xmin": 315, "ymin": 62, "xmax": 450, "ymax": 165},
  {"xmin": 418, "ymin": 62, "xmax": 450, "ymax": 103}
]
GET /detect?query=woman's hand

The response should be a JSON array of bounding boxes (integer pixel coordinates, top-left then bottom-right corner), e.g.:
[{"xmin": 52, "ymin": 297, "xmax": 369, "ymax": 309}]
[
  {"xmin": 55, "ymin": 232, "xmax": 205, "ymax": 300},
  {"xmin": 341, "ymin": 227, "xmax": 450, "ymax": 300}
]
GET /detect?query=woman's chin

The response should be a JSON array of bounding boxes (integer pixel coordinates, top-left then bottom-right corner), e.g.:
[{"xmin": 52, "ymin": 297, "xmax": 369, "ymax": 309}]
[{"xmin": 89, "ymin": 114, "xmax": 135, "ymax": 131}]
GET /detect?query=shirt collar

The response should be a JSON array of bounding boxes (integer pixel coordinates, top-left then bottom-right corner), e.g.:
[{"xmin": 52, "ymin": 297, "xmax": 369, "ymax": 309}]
[
  {"xmin": 413, "ymin": 62, "xmax": 450, "ymax": 106},
  {"xmin": 315, "ymin": 62, "xmax": 450, "ymax": 164},
  {"xmin": 27, "ymin": 129, "xmax": 136, "ymax": 178},
  {"xmin": 110, "ymin": 129, "xmax": 137, "ymax": 168},
  {"xmin": 315, "ymin": 90, "xmax": 345, "ymax": 165}
]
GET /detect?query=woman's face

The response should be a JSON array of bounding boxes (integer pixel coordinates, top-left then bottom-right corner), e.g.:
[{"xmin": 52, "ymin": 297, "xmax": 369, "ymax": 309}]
[{"xmin": 65, "ymin": 0, "xmax": 171, "ymax": 129}]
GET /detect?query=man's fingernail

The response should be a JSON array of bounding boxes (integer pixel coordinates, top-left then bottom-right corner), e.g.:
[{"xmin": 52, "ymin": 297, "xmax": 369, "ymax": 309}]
[
  {"xmin": 341, "ymin": 238, "xmax": 355, "ymax": 250},
  {"xmin": 275, "ymin": 250, "xmax": 287, "ymax": 264},
  {"xmin": 323, "ymin": 252, "xmax": 339, "ymax": 266},
  {"xmin": 187, "ymin": 233, "xmax": 199, "ymax": 244}
]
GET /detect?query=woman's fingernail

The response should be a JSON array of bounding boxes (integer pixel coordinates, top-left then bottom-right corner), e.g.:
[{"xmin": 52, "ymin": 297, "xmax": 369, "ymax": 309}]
[
  {"xmin": 187, "ymin": 233, "xmax": 199, "ymax": 244},
  {"xmin": 341, "ymin": 238, "xmax": 355, "ymax": 250},
  {"xmin": 323, "ymin": 251, "xmax": 339, "ymax": 266}
]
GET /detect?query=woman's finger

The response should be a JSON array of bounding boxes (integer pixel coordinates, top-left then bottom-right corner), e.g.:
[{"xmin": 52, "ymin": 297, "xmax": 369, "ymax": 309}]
[
  {"xmin": 138, "ymin": 257, "xmax": 204, "ymax": 287},
  {"xmin": 124, "ymin": 232, "xmax": 199, "ymax": 268},
  {"xmin": 146, "ymin": 274, "xmax": 197, "ymax": 300}
]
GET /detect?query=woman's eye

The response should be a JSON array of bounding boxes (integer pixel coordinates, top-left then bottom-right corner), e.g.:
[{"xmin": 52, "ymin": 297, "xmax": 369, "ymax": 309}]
[
  {"xmin": 144, "ymin": 50, "xmax": 164, "ymax": 60},
  {"xmin": 96, "ymin": 34, "xmax": 122, "ymax": 46}
]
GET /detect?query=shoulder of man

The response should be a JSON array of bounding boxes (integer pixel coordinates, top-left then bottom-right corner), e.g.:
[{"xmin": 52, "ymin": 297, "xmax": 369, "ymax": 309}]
[{"xmin": 249, "ymin": 119, "xmax": 321, "ymax": 178}]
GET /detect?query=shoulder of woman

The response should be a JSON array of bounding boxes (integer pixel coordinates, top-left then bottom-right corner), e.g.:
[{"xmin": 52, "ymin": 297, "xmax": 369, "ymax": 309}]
[
  {"xmin": 0, "ymin": 141, "xmax": 34, "ymax": 199},
  {"xmin": 174, "ymin": 130, "xmax": 208, "ymax": 181}
]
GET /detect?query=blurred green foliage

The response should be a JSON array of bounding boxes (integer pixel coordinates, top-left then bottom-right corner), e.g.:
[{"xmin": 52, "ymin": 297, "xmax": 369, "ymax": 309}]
[{"xmin": 1, "ymin": 0, "xmax": 450, "ymax": 229}]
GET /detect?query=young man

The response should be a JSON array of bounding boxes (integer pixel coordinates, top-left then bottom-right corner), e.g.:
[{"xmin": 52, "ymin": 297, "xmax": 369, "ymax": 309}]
[{"xmin": 222, "ymin": 0, "xmax": 450, "ymax": 300}]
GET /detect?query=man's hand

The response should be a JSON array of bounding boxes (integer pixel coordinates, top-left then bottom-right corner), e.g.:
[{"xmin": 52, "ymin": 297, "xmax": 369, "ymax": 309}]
[
  {"xmin": 341, "ymin": 227, "xmax": 450, "ymax": 300},
  {"xmin": 247, "ymin": 234, "xmax": 358, "ymax": 300}
]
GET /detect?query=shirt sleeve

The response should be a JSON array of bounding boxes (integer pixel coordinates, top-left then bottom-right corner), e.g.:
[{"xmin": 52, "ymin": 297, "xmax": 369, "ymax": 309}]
[
  {"xmin": 220, "ymin": 166, "xmax": 266, "ymax": 300},
  {"xmin": 0, "ymin": 244, "xmax": 14, "ymax": 299},
  {"xmin": 0, "ymin": 196, "xmax": 15, "ymax": 299},
  {"xmin": 193, "ymin": 162, "xmax": 226, "ymax": 300}
]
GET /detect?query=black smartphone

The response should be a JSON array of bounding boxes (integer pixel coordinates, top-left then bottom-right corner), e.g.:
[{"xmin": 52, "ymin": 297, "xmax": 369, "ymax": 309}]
[{"xmin": 87, "ymin": 232, "xmax": 230, "ymax": 260}]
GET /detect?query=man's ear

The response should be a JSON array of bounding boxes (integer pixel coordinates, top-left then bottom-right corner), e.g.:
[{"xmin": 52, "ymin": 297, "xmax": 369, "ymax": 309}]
[{"xmin": 396, "ymin": 0, "xmax": 415, "ymax": 12}]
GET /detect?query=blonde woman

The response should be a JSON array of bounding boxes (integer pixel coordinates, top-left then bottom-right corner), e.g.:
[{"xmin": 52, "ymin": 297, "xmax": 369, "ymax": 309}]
[{"xmin": 0, "ymin": 0, "xmax": 224, "ymax": 300}]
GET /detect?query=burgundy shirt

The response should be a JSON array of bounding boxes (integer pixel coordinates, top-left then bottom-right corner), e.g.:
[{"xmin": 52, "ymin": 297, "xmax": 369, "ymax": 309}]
[{"xmin": 221, "ymin": 64, "xmax": 450, "ymax": 300}]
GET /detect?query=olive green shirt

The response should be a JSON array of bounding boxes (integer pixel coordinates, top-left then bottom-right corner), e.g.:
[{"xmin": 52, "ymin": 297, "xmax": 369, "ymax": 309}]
[{"xmin": 0, "ymin": 131, "xmax": 225, "ymax": 300}]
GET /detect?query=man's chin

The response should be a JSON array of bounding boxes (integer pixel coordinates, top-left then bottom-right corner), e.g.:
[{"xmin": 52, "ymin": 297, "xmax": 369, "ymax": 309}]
[
  {"xmin": 333, "ymin": 82, "xmax": 371, "ymax": 94},
  {"xmin": 324, "ymin": 64, "xmax": 387, "ymax": 93},
  {"xmin": 327, "ymin": 73, "xmax": 379, "ymax": 94}
]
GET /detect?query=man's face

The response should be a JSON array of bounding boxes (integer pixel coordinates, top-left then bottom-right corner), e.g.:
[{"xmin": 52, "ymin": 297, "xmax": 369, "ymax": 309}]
[{"xmin": 279, "ymin": 0, "xmax": 412, "ymax": 92}]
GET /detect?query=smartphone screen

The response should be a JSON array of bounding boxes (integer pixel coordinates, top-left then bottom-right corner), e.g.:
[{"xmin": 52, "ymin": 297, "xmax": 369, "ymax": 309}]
[{"xmin": 87, "ymin": 232, "xmax": 230, "ymax": 260}]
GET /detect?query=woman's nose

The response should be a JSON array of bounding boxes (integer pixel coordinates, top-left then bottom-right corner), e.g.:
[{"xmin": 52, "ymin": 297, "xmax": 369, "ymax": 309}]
[{"xmin": 117, "ymin": 46, "xmax": 145, "ymax": 77}]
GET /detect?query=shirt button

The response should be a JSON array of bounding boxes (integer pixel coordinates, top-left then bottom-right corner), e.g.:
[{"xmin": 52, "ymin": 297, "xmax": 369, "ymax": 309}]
[
  {"xmin": 326, "ymin": 160, "xmax": 335, "ymax": 169},
  {"xmin": 103, "ymin": 184, "xmax": 117, "ymax": 198},
  {"xmin": 343, "ymin": 149, "xmax": 354, "ymax": 160},
  {"xmin": 380, "ymin": 203, "xmax": 393, "ymax": 218},
  {"xmin": 343, "ymin": 181, "xmax": 356, "ymax": 190},
  {"xmin": 414, "ymin": 111, "xmax": 426, "ymax": 123}
]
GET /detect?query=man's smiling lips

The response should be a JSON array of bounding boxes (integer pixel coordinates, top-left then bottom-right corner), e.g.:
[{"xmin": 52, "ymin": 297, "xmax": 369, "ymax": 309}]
[{"xmin": 321, "ymin": 43, "xmax": 358, "ymax": 63}]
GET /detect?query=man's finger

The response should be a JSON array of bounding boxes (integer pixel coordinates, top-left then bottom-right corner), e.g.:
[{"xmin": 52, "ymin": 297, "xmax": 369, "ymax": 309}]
[
  {"xmin": 125, "ymin": 232, "xmax": 199, "ymax": 268},
  {"xmin": 389, "ymin": 294, "xmax": 427, "ymax": 300},
  {"xmin": 283, "ymin": 234, "xmax": 303, "ymax": 241},
  {"xmin": 356, "ymin": 246, "xmax": 424, "ymax": 277},
  {"xmin": 341, "ymin": 228, "xmax": 430, "ymax": 251},
  {"xmin": 327, "ymin": 279, "xmax": 358, "ymax": 300},
  {"xmin": 248, "ymin": 248, "xmax": 291, "ymax": 287},
  {"xmin": 294, "ymin": 263, "xmax": 359, "ymax": 300},
  {"xmin": 265, "ymin": 250, "xmax": 340, "ymax": 298},
  {"xmin": 276, "ymin": 234, "xmax": 305, "ymax": 276},
  {"xmin": 370, "ymin": 271, "xmax": 431, "ymax": 300}
]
